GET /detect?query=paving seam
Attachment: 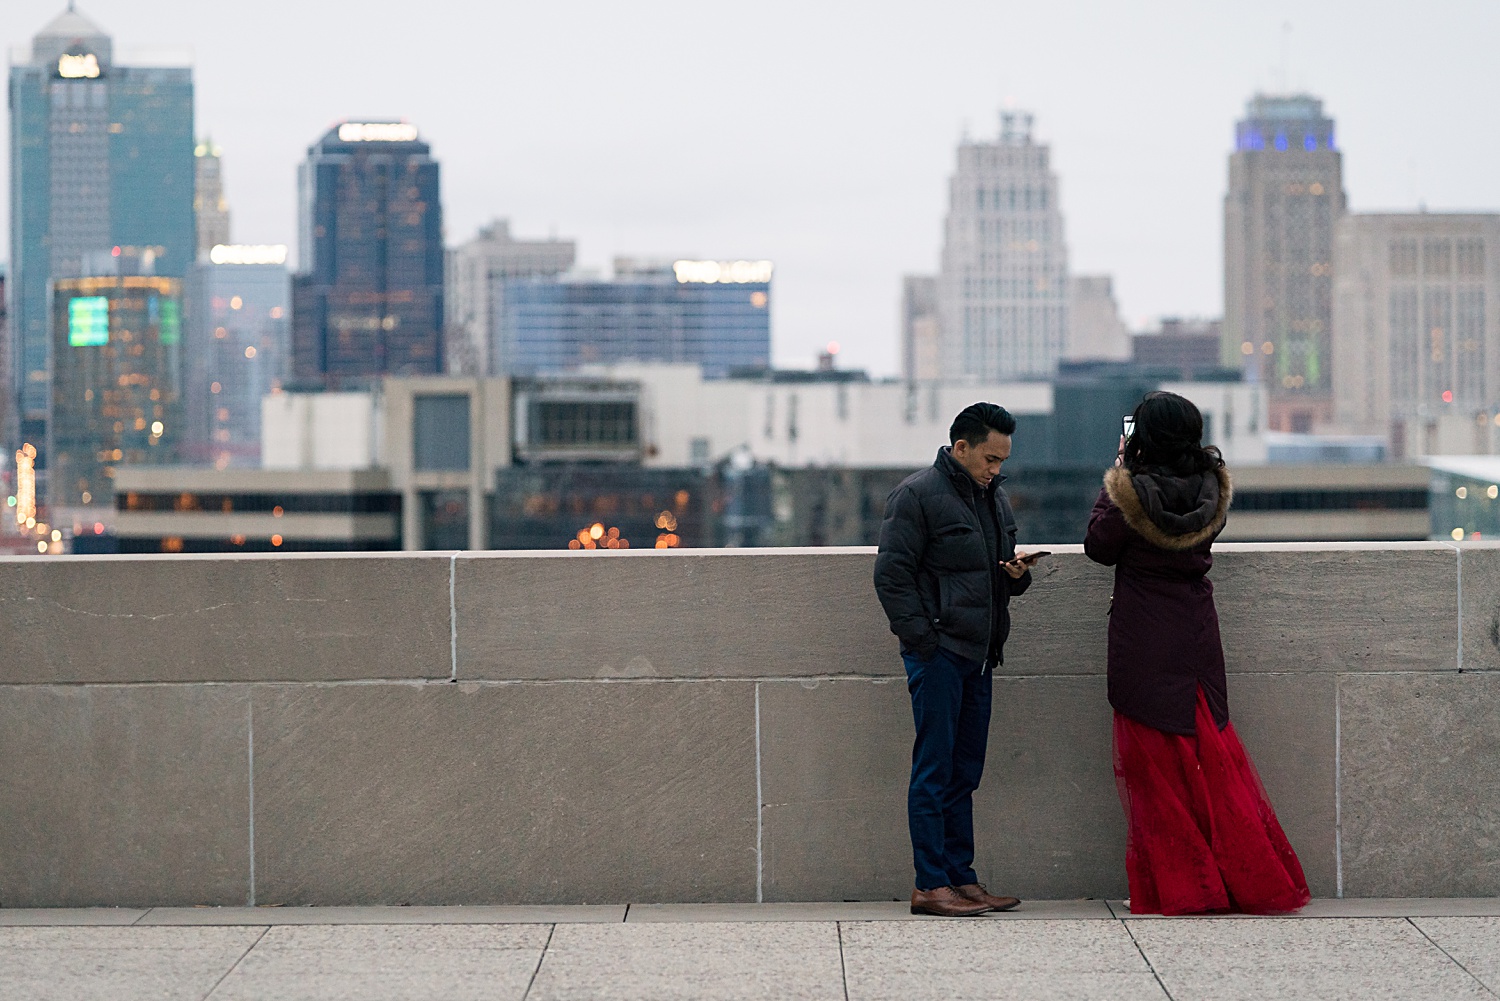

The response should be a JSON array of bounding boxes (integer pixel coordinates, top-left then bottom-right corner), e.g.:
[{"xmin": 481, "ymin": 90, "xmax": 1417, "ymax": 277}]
[
  {"xmin": 246, "ymin": 700, "xmax": 256, "ymax": 907},
  {"xmin": 521, "ymin": 924, "xmax": 556, "ymax": 1001},
  {"xmin": 199, "ymin": 925, "xmax": 268, "ymax": 1001},
  {"xmin": 835, "ymin": 922, "xmax": 850, "ymax": 1001},
  {"xmin": 1407, "ymin": 916, "xmax": 1500, "ymax": 998},
  {"xmin": 1119, "ymin": 920, "xmax": 1175, "ymax": 1001},
  {"xmin": 1334, "ymin": 674, "xmax": 1344, "ymax": 899}
]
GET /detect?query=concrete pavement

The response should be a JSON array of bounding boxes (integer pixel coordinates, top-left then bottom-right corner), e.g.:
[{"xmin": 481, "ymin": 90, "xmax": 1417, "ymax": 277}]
[{"xmin": 1, "ymin": 899, "xmax": 1499, "ymax": 999}]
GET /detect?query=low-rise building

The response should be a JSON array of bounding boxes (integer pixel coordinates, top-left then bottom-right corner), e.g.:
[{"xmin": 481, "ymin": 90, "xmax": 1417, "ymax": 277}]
[{"xmin": 112, "ymin": 467, "xmax": 399, "ymax": 552}]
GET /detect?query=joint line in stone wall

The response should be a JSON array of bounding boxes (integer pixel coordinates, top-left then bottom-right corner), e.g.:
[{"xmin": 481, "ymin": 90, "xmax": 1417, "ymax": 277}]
[
  {"xmin": 755, "ymin": 681, "xmax": 764, "ymax": 904},
  {"xmin": 1334, "ymin": 674, "xmax": 1343, "ymax": 900},
  {"xmin": 449, "ymin": 553, "xmax": 459, "ymax": 682},
  {"xmin": 1456, "ymin": 546, "xmax": 1464, "ymax": 673}
]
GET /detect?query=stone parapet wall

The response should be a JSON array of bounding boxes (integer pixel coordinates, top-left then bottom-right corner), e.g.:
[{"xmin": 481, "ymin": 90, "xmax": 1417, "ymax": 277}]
[{"xmin": 0, "ymin": 544, "xmax": 1494, "ymax": 907}]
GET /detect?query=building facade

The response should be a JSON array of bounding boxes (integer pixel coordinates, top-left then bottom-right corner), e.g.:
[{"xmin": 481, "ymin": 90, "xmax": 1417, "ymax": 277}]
[
  {"xmin": 1223, "ymin": 94, "xmax": 1346, "ymax": 433},
  {"xmin": 446, "ymin": 219, "xmax": 575, "ymax": 376},
  {"xmin": 48, "ymin": 270, "xmax": 182, "ymax": 508},
  {"xmin": 194, "ymin": 138, "xmax": 230, "ymax": 258},
  {"xmin": 937, "ymin": 111, "xmax": 1069, "ymax": 381},
  {"xmin": 8, "ymin": 8, "xmax": 194, "ymax": 453},
  {"xmin": 900, "ymin": 275, "xmax": 940, "ymax": 382},
  {"xmin": 182, "ymin": 248, "xmax": 291, "ymax": 468},
  {"xmin": 1332, "ymin": 213, "xmax": 1500, "ymax": 458},
  {"xmin": 1066, "ymin": 275, "xmax": 1130, "ymax": 361},
  {"xmin": 1133, "ymin": 318, "xmax": 1226, "ymax": 379},
  {"xmin": 492, "ymin": 259, "xmax": 771, "ymax": 377},
  {"xmin": 291, "ymin": 121, "xmax": 443, "ymax": 388}
]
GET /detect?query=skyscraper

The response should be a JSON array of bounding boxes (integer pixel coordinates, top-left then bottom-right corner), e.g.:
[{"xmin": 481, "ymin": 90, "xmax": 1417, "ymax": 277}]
[
  {"xmin": 48, "ymin": 248, "xmax": 182, "ymax": 508},
  {"xmin": 446, "ymin": 219, "xmax": 575, "ymax": 375},
  {"xmin": 194, "ymin": 138, "xmax": 230, "ymax": 258},
  {"xmin": 291, "ymin": 121, "xmax": 443, "ymax": 388},
  {"xmin": 1332, "ymin": 213, "xmax": 1500, "ymax": 457},
  {"xmin": 937, "ymin": 111, "xmax": 1069, "ymax": 381},
  {"xmin": 8, "ymin": 6, "xmax": 194, "ymax": 453},
  {"xmin": 1224, "ymin": 94, "xmax": 1346, "ymax": 433},
  {"xmin": 492, "ymin": 258, "xmax": 772, "ymax": 377},
  {"xmin": 182, "ymin": 245, "xmax": 291, "ymax": 468}
]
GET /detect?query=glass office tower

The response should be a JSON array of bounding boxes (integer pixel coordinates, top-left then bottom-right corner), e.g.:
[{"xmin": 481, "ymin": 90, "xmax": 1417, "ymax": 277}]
[
  {"xmin": 49, "ymin": 271, "xmax": 182, "ymax": 507},
  {"xmin": 291, "ymin": 121, "xmax": 444, "ymax": 388},
  {"xmin": 493, "ymin": 260, "xmax": 772, "ymax": 377},
  {"xmin": 182, "ymin": 250, "xmax": 291, "ymax": 468},
  {"xmin": 8, "ymin": 7, "xmax": 194, "ymax": 457}
]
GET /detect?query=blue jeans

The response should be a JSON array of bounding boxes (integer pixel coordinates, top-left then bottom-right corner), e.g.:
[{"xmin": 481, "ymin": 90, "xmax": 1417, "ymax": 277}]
[{"xmin": 902, "ymin": 647, "xmax": 992, "ymax": 891}]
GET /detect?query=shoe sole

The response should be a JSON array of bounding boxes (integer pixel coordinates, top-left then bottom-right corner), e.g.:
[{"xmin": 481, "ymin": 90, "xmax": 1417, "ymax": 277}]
[{"xmin": 909, "ymin": 906, "xmax": 990, "ymax": 917}]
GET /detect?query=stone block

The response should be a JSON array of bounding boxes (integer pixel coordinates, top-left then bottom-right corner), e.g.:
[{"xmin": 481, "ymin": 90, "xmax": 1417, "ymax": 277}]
[
  {"xmin": 530, "ymin": 922, "xmax": 844, "ymax": 1001},
  {"xmin": 1339, "ymin": 673, "xmax": 1500, "ymax": 897},
  {"xmin": 1003, "ymin": 554, "xmax": 1113, "ymax": 676},
  {"xmin": 1129, "ymin": 917, "xmax": 1491, "ymax": 1001},
  {"xmin": 757, "ymin": 675, "xmax": 1125, "ymax": 903},
  {"xmin": 757, "ymin": 678, "xmax": 910, "ymax": 902},
  {"xmin": 1459, "ymin": 545, "xmax": 1500, "ymax": 672},
  {"xmin": 1211, "ymin": 548, "xmax": 1457, "ymax": 674},
  {"xmin": 972, "ymin": 676, "xmax": 1125, "ymax": 900},
  {"xmin": 1226, "ymin": 673, "xmax": 1338, "ymax": 898},
  {"xmin": 455, "ymin": 551, "xmax": 896, "ymax": 680},
  {"xmin": 0, "ymin": 554, "xmax": 451, "ymax": 683},
  {"xmin": 0, "ymin": 926, "xmax": 266, "ymax": 1001},
  {"xmin": 251, "ymin": 680, "xmax": 757, "ymax": 905},
  {"xmin": 1412, "ymin": 917, "xmax": 1500, "ymax": 994},
  {"xmin": 0, "ymin": 685, "xmax": 251, "ymax": 908},
  {"xmin": 208, "ymin": 924, "xmax": 549, "ymax": 1001}
]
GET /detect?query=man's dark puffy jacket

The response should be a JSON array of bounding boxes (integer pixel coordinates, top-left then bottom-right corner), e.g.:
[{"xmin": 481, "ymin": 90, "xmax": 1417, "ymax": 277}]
[{"xmin": 874, "ymin": 446, "xmax": 1031, "ymax": 665}]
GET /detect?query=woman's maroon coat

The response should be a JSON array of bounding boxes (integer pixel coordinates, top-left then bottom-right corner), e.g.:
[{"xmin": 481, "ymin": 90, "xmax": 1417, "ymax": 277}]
[{"xmin": 1084, "ymin": 465, "xmax": 1233, "ymax": 736}]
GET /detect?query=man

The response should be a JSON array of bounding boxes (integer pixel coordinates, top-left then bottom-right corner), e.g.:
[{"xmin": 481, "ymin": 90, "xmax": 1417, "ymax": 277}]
[{"xmin": 874, "ymin": 402, "xmax": 1035, "ymax": 917}]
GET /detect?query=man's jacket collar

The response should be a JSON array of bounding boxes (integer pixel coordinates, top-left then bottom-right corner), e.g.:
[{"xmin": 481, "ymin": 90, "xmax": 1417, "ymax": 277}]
[{"xmin": 934, "ymin": 446, "xmax": 1007, "ymax": 492}]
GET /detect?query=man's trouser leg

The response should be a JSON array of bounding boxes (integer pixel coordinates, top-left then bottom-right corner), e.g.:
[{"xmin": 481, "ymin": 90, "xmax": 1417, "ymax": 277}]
[
  {"xmin": 903, "ymin": 648, "xmax": 964, "ymax": 891},
  {"xmin": 941, "ymin": 657, "xmax": 993, "ymax": 887}
]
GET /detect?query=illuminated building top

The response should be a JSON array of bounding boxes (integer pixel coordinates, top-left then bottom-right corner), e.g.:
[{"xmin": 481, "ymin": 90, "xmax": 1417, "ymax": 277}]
[
  {"xmin": 336, "ymin": 122, "xmax": 420, "ymax": 143},
  {"xmin": 209, "ymin": 245, "xmax": 288, "ymax": 266}
]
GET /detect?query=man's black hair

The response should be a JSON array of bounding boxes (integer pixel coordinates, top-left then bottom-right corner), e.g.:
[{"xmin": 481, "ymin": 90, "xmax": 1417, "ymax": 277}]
[{"xmin": 949, "ymin": 402, "xmax": 1017, "ymax": 446}]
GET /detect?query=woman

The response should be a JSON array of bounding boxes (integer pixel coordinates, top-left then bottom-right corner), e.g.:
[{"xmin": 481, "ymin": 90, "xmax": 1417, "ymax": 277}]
[{"xmin": 1084, "ymin": 391, "xmax": 1309, "ymax": 916}]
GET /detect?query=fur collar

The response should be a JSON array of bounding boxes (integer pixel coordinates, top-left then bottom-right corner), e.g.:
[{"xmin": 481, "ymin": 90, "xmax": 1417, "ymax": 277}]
[{"xmin": 1103, "ymin": 465, "xmax": 1233, "ymax": 551}]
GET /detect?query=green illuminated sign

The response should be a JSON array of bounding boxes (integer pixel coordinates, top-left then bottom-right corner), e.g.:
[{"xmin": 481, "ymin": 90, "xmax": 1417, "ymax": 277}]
[
  {"xmin": 68, "ymin": 296, "xmax": 109, "ymax": 346},
  {"xmin": 159, "ymin": 298, "xmax": 180, "ymax": 345}
]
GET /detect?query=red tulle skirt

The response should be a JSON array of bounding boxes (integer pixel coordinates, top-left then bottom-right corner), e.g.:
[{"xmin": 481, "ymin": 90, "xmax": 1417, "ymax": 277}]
[{"xmin": 1113, "ymin": 689, "xmax": 1311, "ymax": 915}]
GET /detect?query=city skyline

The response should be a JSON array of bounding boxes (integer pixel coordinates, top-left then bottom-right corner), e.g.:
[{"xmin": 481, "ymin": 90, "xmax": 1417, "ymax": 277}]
[{"xmin": 2, "ymin": 0, "xmax": 1498, "ymax": 377}]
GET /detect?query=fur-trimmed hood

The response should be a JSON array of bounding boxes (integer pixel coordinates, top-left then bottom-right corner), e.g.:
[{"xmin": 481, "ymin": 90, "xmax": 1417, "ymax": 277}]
[{"xmin": 1103, "ymin": 465, "xmax": 1232, "ymax": 551}]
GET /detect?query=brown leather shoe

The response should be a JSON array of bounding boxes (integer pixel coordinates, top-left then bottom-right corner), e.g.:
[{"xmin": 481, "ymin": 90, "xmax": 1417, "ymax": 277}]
[
  {"xmin": 910, "ymin": 885, "xmax": 992, "ymax": 917},
  {"xmin": 955, "ymin": 883, "xmax": 1021, "ymax": 912}
]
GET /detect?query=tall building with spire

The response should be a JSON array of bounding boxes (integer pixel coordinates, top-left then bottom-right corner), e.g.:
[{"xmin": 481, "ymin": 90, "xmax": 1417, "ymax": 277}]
[
  {"xmin": 1223, "ymin": 94, "xmax": 1346, "ymax": 433},
  {"xmin": 7, "ymin": 5, "xmax": 194, "ymax": 455},
  {"xmin": 937, "ymin": 111, "xmax": 1069, "ymax": 381},
  {"xmin": 194, "ymin": 138, "xmax": 230, "ymax": 258}
]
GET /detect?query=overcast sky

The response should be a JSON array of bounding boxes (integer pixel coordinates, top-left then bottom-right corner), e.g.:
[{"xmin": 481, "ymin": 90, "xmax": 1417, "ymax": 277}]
[{"xmin": 4, "ymin": 0, "xmax": 1497, "ymax": 375}]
